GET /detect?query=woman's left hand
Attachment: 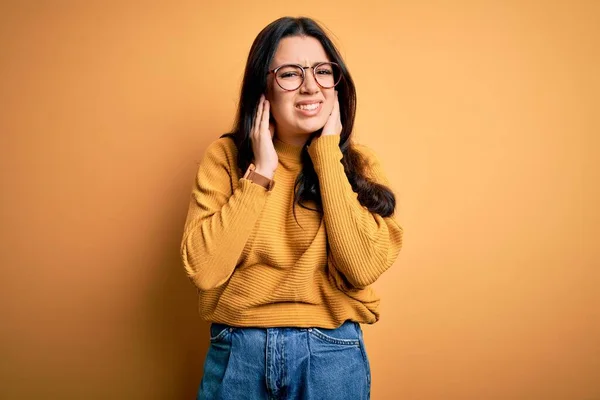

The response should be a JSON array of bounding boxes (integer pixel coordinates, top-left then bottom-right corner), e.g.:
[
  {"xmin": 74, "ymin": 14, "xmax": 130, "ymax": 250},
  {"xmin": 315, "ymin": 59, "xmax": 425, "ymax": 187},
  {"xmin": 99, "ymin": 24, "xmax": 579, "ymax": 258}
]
[{"xmin": 321, "ymin": 91, "xmax": 342, "ymax": 136}]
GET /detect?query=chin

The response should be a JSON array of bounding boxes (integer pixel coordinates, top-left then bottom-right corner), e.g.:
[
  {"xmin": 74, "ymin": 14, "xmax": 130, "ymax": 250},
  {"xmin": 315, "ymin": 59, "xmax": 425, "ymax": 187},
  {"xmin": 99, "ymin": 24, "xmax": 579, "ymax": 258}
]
[
  {"xmin": 296, "ymin": 127, "xmax": 322, "ymax": 136},
  {"xmin": 298, "ymin": 120, "xmax": 327, "ymax": 134}
]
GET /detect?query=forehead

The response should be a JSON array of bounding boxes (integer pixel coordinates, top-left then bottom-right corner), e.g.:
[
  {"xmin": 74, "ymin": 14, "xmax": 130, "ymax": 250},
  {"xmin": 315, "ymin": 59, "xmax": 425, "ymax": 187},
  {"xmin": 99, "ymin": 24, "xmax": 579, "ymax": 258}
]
[{"xmin": 271, "ymin": 36, "xmax": 330, "ymax": 66}]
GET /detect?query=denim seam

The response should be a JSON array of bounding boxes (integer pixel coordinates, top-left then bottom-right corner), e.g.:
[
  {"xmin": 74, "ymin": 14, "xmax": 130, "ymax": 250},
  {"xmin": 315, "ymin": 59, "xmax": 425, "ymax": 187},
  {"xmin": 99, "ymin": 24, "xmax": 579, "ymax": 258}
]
[
  {"xmin": 281, "ymin": 332, "xmax": 287, "ymax": 398},
  {"xmin": 357, "ymin": 328, "xmax": 372, "ymax": 397},
  {"xmin": 266, "ymin": 330, "xmax": 273, "ymax": 397},
  {"xmin": 310, "ymin": 328, "xmax": 361, "ymax": 346}
]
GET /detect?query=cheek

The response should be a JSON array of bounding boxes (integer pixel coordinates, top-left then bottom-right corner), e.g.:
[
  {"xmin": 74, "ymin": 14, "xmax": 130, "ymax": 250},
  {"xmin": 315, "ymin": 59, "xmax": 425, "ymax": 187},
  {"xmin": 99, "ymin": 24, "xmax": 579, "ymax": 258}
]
[
  {"xmin": 269, "ymin": 96, "xmax": 294, "ymax": 120},
  {"xmin": 323, "ymin": 97, "xmax": 335, "ymax": 115},
  {"xmin": 270, "ymin": 102, "xmax": 288, "ymax": 121}
]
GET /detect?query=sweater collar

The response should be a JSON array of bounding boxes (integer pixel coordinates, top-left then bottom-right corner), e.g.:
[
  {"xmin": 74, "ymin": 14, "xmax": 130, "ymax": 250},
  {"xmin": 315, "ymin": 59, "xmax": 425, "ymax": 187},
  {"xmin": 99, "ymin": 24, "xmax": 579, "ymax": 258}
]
[{"xmin": 273, "ymin": 136, "xmax": 304, "ymax": 163}]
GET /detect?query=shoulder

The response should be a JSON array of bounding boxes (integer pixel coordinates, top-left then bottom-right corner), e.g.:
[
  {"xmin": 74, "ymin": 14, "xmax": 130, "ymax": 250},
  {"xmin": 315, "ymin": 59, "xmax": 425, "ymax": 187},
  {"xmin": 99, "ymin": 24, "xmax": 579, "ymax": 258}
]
[
  {"xmin": 204, "ymin": 135, "xmax": 238, "ymax": 159},
  {"xmin": 201, "ymin": 135, "xmax": 239, "ymax": 169}
]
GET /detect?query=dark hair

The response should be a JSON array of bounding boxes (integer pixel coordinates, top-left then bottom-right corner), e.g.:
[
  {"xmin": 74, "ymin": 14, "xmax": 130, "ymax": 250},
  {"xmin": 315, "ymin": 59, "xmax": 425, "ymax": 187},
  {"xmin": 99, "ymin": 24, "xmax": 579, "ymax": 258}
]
[{"xmin": 222, "ymin": 16, "xmax": 396, "ymax": 219}]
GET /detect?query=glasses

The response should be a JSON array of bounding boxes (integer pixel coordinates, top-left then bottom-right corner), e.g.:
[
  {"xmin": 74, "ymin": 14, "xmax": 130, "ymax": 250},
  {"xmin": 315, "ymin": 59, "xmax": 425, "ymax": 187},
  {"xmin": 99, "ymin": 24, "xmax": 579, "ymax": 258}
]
[{"xmin": 268, "ymin": 62, "xmax": 342, "ymax": 91}]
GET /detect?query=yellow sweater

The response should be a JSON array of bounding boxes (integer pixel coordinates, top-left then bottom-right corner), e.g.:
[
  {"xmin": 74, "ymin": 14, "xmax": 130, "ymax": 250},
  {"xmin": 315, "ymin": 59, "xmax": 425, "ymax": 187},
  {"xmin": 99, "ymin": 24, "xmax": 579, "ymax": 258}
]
[{"xmin": 180, "ymin": 134, "xmax": 403, "ymax": 329}]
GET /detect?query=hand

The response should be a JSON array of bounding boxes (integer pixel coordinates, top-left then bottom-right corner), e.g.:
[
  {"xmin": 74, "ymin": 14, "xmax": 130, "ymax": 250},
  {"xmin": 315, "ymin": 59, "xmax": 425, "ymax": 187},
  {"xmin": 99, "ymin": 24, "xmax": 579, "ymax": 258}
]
[
  {"xmin": 251, "ymin": 94, "xmax": 277, "ymax": 179},
  {"xmin": 321, "ymin": 91, "xmax": 342, "ymax": 136}
]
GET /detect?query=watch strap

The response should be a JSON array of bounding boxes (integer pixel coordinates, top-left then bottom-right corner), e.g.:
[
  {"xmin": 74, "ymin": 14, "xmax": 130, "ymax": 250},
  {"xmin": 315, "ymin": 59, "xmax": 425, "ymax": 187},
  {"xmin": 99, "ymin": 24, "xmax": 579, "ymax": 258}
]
[{"xmin": 243, "ymin": 164, "xmax": 275, "ymax": 191}]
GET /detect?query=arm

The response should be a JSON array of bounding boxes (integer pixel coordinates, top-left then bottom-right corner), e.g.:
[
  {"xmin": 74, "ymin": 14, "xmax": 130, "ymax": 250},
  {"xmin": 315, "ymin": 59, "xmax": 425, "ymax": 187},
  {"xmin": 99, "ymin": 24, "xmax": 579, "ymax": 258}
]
[
  {"xmin": 308, "ymin": 135, "xmax": 403, "ymax": 289},
  {"xmin": 180, "ymin": 139, "xmax": 270, "ymax": 291}
]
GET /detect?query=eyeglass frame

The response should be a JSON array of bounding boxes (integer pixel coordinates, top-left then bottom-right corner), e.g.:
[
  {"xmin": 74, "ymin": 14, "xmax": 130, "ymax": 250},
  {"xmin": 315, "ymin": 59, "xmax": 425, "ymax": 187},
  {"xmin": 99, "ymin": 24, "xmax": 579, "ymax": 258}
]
[{"xmin": 267, "ymin": 62, "xmax": 343, "ymax": 91}]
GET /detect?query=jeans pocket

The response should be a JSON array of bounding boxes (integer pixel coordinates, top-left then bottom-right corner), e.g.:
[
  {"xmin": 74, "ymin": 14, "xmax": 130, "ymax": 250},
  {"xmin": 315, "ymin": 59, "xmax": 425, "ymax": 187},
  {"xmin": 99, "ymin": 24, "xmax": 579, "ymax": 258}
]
[
  {"xmin": 209, "ymin": 323, "xmax": 234, "ymax": 343},
  {"xmin": 306, "ymin": 322, "xmax": 370, "ymax": 399},
  {"xmin": 200, "ymin": 324, "xmax": 235, "ymax": 400},
  {"xmin": 309, "ymin": 328, "xmax": 361, "ymax": 346}
]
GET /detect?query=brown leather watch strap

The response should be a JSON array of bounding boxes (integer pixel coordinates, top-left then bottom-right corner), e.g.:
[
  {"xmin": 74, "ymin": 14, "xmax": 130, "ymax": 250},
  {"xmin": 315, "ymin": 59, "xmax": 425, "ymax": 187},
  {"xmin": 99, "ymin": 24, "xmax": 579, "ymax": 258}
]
[{"xmin": 243, "ymin": 163, "xmax": 275, "ymax": 191}]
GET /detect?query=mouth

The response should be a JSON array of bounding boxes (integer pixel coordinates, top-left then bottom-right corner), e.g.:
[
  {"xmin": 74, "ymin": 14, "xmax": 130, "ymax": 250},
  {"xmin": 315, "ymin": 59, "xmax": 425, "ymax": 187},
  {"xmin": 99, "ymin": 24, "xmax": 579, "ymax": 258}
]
[{"xmin": 295, "ymin": 102, "xmax": 323, "ymax": 115}]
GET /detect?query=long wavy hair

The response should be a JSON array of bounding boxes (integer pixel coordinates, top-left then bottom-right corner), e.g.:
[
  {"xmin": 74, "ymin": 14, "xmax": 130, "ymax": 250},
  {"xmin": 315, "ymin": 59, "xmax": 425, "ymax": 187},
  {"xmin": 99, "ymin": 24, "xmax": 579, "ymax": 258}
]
[{"xmin": 222, "ymin": 16, "xmax": 396, "ymax": 219}]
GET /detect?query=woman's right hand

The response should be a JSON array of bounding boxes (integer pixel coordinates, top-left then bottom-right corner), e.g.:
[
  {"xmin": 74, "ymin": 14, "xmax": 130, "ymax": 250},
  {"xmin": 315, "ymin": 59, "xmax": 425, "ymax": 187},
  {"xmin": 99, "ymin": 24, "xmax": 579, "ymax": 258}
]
[{"xmin": 251, "ymin": 94, "xmax": 278, "ymax": 179}]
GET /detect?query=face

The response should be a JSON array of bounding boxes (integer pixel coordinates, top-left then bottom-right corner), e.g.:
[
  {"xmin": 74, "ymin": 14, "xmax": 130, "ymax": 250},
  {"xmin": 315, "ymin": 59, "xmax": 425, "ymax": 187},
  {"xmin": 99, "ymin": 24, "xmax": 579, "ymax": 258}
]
[{"xmin": 266, "ymin": 36, "xmax": 337, "ymax": 143}]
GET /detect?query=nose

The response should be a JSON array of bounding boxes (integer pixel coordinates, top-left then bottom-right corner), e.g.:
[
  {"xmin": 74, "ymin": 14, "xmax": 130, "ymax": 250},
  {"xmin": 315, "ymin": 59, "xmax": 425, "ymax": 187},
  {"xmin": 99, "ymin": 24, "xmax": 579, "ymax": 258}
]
[{"xmin": 299, "ymin": 67, "xmax": 319, "ymax": 94}]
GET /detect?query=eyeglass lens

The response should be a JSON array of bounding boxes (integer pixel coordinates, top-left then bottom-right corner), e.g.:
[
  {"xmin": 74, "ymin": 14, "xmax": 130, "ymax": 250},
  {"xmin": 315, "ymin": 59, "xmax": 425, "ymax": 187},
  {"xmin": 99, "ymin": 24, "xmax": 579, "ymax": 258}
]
[{"xmin": 275, "ymin": 63, "xmax": 341, "ymax": 91}]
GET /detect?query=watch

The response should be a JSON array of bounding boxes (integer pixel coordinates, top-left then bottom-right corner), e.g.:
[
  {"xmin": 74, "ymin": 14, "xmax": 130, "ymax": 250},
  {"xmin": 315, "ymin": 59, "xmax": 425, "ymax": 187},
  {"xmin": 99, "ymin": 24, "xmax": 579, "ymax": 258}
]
[{"xmin": 243, "ymin": 163, "xmax": 275, "ymax": 191}]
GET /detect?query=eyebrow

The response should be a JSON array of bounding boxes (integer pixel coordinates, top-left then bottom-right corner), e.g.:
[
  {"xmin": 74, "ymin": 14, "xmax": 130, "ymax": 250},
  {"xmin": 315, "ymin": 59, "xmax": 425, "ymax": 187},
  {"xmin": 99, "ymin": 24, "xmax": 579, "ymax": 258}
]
[{"xmin": 274, "ymin": 61, "xmax": 330, "ymax": 67}]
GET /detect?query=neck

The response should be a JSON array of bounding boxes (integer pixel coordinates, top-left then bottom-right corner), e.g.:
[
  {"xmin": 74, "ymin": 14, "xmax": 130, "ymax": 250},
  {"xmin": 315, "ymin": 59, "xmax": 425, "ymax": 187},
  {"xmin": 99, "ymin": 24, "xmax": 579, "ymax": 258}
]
[
  {"xmin": 273, "ymin": 135, "xmax": 304, "ymax": 163},
  {"xmin": 275, "ymin": 132, "xmax": 311, "ymax": 147}
]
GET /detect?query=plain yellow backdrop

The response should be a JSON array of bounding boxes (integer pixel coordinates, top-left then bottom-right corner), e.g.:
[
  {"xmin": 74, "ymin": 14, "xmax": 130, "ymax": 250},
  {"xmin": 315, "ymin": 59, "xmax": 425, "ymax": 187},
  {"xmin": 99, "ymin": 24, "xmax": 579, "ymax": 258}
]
[{"xmin": 1, "ymin": 1, "xmax": 598, "ymax": 399}]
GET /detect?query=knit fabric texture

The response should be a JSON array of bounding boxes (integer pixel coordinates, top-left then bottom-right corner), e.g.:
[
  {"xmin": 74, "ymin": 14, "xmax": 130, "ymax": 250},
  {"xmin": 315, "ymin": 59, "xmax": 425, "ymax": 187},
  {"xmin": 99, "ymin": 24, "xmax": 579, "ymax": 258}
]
[{"xmin": 181, "ymin": 134, "xmax": 403, "ymax": 328}]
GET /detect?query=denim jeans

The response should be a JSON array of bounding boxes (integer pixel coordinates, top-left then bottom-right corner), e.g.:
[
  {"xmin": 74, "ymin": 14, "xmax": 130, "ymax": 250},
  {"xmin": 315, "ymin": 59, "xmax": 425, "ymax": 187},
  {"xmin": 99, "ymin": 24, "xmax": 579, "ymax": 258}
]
[{"xmin": 197, "ymin": 320, "xmax": 371, "ymax": 400}]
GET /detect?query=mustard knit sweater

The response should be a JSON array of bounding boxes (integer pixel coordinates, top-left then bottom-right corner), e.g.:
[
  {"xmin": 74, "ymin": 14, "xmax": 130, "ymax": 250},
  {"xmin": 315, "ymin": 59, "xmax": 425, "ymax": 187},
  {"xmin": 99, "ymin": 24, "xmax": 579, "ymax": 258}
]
[{"xmin": 180, "ymin": 134, "xmax": 403, "ymax": 329}]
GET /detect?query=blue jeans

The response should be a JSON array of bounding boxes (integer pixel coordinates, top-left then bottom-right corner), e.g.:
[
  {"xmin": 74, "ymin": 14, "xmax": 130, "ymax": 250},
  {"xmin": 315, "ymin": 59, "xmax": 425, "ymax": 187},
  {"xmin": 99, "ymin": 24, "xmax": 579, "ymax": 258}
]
[{"xmin": 198, "ymin": 320, "xmax": 371, "ymax": 400}]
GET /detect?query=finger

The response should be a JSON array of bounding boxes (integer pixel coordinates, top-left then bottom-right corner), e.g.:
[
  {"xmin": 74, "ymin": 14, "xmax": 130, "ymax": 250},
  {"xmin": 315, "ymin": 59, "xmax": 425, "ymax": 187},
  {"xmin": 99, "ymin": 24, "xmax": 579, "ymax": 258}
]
[
  {"xmin": 333, "ymin": 91, "xmax": 340, "ymax": 115},
  {"xmin": 257, "ymin": 97, "xmax": 265, "ymax": 121},
  {"xmin": 336, "ymin": 93, "xmax": 342, "ymax": 129},
  {"xmin": 261, "ymin": 99, "xmax": 270, "ymax": 134}
]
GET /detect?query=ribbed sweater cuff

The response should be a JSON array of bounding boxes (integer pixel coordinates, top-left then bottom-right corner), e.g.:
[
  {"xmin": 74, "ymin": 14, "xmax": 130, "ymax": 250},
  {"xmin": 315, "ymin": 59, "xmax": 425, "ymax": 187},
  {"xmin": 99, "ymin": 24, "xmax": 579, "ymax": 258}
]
[
  {"xmin": 239, "ymin": 176, "xmax": 272, "ymax": 193},
  {"xmin": 307, "ymin": 133, "xmax": 359, "ymax": 217},
  {"xmin": 236, "ymin": 178, "xmax": 271, "ymax": 211},
  {"xmin": 307, "ymin": 134, "xmax": 343, "ymax": 168}
]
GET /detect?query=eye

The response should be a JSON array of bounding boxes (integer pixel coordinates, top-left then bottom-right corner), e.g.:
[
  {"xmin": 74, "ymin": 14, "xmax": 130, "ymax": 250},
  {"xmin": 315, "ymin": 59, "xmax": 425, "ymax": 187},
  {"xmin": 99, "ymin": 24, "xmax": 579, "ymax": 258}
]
[
  {"xmin": 280, "ymin": 71, "xmax": 300, "ymax": 79},
  {"xmin": 316, "ymin": 68, "xmax": 333, "ymax": 75}
]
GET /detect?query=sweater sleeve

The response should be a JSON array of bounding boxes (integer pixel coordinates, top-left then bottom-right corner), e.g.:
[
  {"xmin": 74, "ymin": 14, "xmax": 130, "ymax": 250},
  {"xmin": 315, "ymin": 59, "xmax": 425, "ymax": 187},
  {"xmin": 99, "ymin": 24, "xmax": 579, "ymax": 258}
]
[
  {"xmin": 180, "ymin": 139, "xmax": 270, "ymax": 291},
  {"xmin": 307, "ymin": 134, "xmax": 403, "ymax": 289}
]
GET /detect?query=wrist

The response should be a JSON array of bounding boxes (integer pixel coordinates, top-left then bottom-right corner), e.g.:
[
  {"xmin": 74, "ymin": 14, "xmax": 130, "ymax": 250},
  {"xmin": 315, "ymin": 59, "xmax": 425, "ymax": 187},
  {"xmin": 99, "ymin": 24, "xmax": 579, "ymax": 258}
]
[
  {"xmin": 253, "ymin": 165, "xmax": 276, "ymax": 179},
  {"xmin": 243, "ymin": 163, "xmax": 275, "ymax": 191}
]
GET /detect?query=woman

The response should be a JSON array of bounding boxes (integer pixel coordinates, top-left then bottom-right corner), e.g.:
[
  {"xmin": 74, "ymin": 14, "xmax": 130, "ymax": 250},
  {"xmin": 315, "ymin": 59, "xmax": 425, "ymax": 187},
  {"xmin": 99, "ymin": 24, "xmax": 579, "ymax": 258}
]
[{"xmin": 181, "ymin": 16, "xmax": 403, "ymax": 400}]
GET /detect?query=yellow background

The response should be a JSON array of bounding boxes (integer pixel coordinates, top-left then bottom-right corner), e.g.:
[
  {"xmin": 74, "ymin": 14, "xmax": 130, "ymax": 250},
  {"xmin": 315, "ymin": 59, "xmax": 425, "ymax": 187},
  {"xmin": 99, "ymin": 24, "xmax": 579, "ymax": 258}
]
[{"xmin": 1, "ymin": 1, "xmax": 598, "ymax": 399}]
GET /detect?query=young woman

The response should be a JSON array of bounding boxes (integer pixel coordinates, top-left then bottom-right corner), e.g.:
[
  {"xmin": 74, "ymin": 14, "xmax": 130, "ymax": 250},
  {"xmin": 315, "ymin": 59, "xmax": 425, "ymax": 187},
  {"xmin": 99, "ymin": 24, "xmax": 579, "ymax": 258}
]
[{"xmin": 181, "ymin": 16, "xmax": 403, "ymax": 400}]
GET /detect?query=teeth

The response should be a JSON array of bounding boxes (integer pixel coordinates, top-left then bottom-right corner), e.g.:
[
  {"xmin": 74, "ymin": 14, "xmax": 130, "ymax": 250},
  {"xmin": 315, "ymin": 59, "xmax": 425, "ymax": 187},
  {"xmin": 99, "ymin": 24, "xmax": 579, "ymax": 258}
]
[{"xmin": 297, "ymin": 103, "xmax": 320, "ymax": 111}]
